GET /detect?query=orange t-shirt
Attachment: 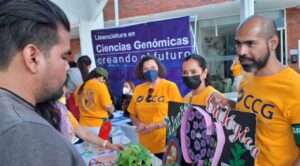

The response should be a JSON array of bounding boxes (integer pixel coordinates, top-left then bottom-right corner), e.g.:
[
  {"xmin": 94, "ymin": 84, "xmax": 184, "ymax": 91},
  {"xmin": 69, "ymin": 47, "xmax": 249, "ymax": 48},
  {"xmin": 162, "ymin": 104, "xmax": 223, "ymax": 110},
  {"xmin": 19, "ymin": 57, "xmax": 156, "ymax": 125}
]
[
  {"xmin": 74, "ymin": 79, "xmax": 112, "ymax": 127},
  {"xmin": 128, "ymin": 79, "xmax": 182, "ymax": 153},
  {"xmin": 183, "ymin": 86, "xmax": 221, "ymax": 106},
  {"xmin": 236, "ymin": 67, "xmax": 300, "ymax": 166}
]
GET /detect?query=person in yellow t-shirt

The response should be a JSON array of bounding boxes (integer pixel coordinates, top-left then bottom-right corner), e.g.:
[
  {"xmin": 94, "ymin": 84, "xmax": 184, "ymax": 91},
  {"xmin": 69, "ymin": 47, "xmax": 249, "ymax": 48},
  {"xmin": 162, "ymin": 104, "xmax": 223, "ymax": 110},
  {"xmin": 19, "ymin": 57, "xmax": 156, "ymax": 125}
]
[
  {"xmin": 215, "ymin": 15, "xmax": 300, "ymax": 165},
  {"xmin": 128, "ymin": 56, "xmax": 182, "ymax": 159},
  {"xmin": 230, "ymin": 55, "xmax": 244, "ymax": 91},
  {"xmin": 182, "ymin": 54, "xmax": 221, "ymax": 106},
  {"xmin": 74, "ymin": 67, "xmax": 114, "ymax": 136}
]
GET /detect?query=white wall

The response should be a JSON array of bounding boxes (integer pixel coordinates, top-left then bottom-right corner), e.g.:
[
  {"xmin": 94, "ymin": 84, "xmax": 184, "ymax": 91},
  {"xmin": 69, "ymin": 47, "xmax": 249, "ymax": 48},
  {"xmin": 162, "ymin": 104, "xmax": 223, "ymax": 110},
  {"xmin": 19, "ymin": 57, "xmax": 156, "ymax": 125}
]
[
  {"xmin": 77, "ymin": 0, "xmax": 107, "ymax": 70},
  {"xmin": 79, "ymin": 14, "xmax": 105, "ymax": 70}
]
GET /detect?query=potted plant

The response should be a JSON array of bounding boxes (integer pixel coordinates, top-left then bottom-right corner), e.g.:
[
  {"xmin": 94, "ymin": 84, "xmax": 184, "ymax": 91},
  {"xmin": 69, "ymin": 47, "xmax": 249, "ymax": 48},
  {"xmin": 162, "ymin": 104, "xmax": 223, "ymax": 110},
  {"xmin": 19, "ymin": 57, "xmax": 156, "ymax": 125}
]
[{"xmin": 116, "ymin": 144, "xmax": 152, "ymax": 166}]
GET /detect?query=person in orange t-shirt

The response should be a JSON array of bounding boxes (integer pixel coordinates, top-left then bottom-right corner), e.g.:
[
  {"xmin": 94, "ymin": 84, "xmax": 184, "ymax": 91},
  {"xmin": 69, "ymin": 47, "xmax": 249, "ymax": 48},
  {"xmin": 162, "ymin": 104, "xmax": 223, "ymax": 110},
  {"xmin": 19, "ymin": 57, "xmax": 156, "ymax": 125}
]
[
  {"xmin": 182, "ymin": 54, "xmax": 221, "ymax": 106},
  {"xmin": 74, "ymin": 67, "xmax": 114, "ymax": 136},
  {"xmin": 128, "ymin": 56, "xmax": 182, "ymax": 159},
  {"xmin": 215, "ymin": 15, "xmax": 300, "ymax": 165}
]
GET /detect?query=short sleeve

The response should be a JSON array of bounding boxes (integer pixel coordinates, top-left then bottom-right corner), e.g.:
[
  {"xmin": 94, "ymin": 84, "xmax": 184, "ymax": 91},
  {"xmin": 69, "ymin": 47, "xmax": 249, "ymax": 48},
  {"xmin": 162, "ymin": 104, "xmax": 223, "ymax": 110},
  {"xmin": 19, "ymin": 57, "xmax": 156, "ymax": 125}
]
[
  {"xmin": 127, "ymin": 93, "xmax": 137, "ymax": 116},
  {"xmin": 169, "ymin": 82, "xmax": 183, "ymax": 103},
  {"xmin": 285, "ymin": 102, "xmax": 300, "ymax": 124},
  {"xmin": 98, "ymin": 83, "xmax": 112, "ymax": 107}
]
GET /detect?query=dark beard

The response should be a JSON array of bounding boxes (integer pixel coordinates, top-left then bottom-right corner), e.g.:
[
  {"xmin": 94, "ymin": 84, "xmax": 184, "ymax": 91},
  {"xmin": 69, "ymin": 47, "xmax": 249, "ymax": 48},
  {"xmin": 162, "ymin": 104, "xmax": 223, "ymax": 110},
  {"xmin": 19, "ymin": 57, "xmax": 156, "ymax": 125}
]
[
  {"xmin": 37, "ymin": 75, "xmax": 68, "ymax": 103},
  {"xmin": 47, "ymin": 76, "xmax": 69, "ymax": 101},
  {"xmin": 239, "ymin": 49, "xmax": 270, "ymax": 72},
  {"xmin": 46, "ymin": 88, "xmax": 64, "ymax": 101}
]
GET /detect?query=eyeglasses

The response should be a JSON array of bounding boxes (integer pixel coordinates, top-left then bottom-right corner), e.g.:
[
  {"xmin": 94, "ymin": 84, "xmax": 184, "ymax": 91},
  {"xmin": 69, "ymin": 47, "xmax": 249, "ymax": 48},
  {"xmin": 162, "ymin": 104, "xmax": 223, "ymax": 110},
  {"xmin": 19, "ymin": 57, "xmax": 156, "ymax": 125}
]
[{"xmin": 146, "ymin": 88, "xmax": 154, "ymax": 102}]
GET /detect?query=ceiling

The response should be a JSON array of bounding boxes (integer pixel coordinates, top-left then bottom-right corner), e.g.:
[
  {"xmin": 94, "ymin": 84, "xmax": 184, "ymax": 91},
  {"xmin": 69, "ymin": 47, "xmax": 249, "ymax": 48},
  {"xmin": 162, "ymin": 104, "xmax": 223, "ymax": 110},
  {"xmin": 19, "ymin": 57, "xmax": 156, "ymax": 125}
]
[{"xmin": 51, "ymin": 0, "xmax": 300, "ymax": 39}]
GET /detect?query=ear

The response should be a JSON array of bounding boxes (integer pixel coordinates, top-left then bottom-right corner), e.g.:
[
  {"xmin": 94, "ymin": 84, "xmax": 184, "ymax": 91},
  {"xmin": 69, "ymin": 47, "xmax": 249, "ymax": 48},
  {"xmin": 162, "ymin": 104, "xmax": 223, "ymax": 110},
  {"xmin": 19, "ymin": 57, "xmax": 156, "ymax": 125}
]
[
  {"xmin": 268, "ymin": 35, "xmax": 279, "ymax": 51},
  {"xmin": 202, "ymin": 68, "xmax": 208, "ymax": 80},
  {"xmin": 21, "ymin": 44, "xmax": 43, "ymax": 73}
]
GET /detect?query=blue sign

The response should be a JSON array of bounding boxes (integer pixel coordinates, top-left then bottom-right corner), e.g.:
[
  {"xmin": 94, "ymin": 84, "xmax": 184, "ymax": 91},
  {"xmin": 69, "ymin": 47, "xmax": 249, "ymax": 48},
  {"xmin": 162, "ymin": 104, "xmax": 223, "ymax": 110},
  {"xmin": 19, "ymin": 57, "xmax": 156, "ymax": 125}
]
[{"xmin": 91, "ymin": 16, "xmax": 193, "ymax": 104}]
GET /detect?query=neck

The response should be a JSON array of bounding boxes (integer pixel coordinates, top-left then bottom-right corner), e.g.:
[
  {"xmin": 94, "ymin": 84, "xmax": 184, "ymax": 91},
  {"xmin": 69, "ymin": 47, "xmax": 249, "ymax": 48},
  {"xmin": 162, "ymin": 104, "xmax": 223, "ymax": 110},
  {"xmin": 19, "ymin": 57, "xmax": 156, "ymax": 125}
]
[
  {"xmin": 192, "ymin": 83, "xmax": 206, "ymax": 96},
  {"xmin": 254, "ymin": 54, "xmax": 286, "ymax": 77},
  {"xmin": 147, "ymin": 77, "xmax": 161, "ymax": 88},
  {"xmin": 0, "ymin": 73, "xmax": 35, "ymax": 105}
]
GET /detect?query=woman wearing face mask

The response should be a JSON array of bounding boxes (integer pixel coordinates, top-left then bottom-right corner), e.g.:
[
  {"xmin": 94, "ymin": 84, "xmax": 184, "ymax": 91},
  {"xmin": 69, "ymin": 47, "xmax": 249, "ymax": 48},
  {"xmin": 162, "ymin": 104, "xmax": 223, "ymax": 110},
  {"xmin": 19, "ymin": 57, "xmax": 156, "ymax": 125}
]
[
  {"xmin": 120, "ymin": 81, "xmax": 135, "ymax": 117},
  {"xmin": 127, "ymin": 56, "xmax": 182, "ymax": 159},
  {"xmin": 182, "ymin": 54, "xmax": 221, "ymax": 105}
]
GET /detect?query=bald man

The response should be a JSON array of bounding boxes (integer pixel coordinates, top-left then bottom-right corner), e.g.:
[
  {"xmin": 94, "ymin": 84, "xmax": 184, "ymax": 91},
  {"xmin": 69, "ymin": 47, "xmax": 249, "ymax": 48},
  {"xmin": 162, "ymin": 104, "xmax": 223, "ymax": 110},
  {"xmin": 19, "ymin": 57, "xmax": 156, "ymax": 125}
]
[{"xmin": 234, "ymin": 15, "xmax": 300, "ymax": 165}]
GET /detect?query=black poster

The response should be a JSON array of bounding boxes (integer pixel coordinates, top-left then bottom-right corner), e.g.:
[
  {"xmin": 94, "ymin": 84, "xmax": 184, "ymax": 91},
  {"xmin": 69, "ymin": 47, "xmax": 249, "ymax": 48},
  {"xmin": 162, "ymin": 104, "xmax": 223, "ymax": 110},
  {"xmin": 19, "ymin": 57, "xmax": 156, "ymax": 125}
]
[{"xmin": 163, "ymin": 93, "xmax": 257, "ymax": 166}]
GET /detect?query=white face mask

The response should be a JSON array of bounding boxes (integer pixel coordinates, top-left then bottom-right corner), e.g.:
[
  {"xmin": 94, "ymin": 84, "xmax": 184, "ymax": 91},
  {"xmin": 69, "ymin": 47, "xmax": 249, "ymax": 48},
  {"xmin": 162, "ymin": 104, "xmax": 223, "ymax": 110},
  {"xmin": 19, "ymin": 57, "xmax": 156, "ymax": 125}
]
[{"xmin": 122, "ymin": 87, "xmax": 130, "ymax": 95}]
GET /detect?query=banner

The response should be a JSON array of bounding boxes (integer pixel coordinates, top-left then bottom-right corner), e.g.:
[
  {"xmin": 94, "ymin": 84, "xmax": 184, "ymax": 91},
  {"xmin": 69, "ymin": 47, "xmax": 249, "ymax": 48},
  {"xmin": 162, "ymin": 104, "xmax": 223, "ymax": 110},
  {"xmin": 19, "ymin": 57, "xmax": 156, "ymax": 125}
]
[
  {"xmin": 91, "ymin": 16, "xmax": 193, "ymax": 104},
  {"xmin": 164, "ymin": 93, "xmax": 258, "ymax": 166}
]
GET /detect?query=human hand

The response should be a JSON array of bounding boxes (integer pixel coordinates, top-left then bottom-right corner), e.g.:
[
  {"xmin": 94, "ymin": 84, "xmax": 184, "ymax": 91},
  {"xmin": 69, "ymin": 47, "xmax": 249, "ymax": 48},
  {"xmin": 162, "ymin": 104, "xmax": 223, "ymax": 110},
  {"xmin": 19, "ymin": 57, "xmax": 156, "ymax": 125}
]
[
  {"xmin": 136, "ymin": 122, "xmax": 146, "ymax": 132},
  {"xmin": 208, "ymin": 92, "xmax": 236, "ymax": 110},
  {"xmin": 230, "ymin": 55, "xmax": 240, "ymax": 70},
  {"xmin": 109, "ymin": 144, "xmax": 125, "ymax": 151},
  {"xmin": 140, "ymin": 123, "xmax": 158, "ymax": 134}
]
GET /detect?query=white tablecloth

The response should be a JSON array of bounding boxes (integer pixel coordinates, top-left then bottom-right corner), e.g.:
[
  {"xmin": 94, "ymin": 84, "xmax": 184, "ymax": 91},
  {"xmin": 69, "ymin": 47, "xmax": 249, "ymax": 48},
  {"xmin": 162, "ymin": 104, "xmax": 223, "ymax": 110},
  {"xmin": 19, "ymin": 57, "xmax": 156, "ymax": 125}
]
[
  {"xmin": 74, "ymin": 111, "xmax": 162, "ymax": 165},
  {"xmin": 111, "ymin": 111, "xmax": 138, "ymax": 144}
]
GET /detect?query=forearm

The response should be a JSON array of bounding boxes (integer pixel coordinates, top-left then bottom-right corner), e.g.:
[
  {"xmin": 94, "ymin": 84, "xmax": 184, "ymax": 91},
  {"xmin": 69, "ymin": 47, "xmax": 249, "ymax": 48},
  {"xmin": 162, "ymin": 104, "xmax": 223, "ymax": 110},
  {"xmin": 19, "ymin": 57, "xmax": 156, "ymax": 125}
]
[
  {"xmin": 105, "ymin": 104, "xmax": 114, "ymax": 114},
  {"xmin": 130, "ymin": 115, "xmax": 141, "ymax": 126},
  {"xmin": 74, "ymin": 125, "xmax": 107, "ymax": 147},
  {"xmin": 293, "ymin": 150, "xmax": 300, "ymax": 166}
]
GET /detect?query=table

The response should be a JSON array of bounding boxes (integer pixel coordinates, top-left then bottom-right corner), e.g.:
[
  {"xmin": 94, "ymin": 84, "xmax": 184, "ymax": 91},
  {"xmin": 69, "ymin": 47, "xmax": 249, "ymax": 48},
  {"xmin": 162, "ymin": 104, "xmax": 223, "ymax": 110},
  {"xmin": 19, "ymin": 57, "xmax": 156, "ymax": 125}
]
[
  {"xmin": 111, "ymin": 111, "xmax": 138, "ymax": 144},
  {"xmin": 74, "ymin": 141, "xmax": 161, "ymax": 166},
  {"xmin": 73, "ymin": 111, "xmax": 162, "ymax": 165}
]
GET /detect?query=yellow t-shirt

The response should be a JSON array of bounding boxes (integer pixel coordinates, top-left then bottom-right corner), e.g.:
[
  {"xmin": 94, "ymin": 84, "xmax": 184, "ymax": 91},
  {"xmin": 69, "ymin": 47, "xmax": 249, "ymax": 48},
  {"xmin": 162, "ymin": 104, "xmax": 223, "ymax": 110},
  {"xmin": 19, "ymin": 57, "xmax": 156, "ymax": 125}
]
[
  {"xmin": 68, "ymin": 111, "xmax": 78, "ymax": 129},
  {"xmin": 236, "ymin": 67, "xmax": 300, "ymax": 166},
  {"xmin": 74, "ymin": 79, "xmax": 112, "ymax": 127},
  {"xmin": 183, "ymin": 86, "xmax": 221, "ymax": 106},
  {"xmin": 128, "ymin": 79, "xmax": 182, "ymax": 153}
]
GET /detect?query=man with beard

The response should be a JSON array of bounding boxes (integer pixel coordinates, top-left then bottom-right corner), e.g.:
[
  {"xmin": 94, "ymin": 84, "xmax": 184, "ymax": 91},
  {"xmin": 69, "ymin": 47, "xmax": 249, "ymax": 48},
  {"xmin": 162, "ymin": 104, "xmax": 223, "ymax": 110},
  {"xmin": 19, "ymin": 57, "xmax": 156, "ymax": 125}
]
[
  {"xmin": 0, "ymin": 0, "xmax": 84, "ymax": 165},
  {"xmin": 218, "ymin": 15, "xmax": 300, "ymax": 165}
]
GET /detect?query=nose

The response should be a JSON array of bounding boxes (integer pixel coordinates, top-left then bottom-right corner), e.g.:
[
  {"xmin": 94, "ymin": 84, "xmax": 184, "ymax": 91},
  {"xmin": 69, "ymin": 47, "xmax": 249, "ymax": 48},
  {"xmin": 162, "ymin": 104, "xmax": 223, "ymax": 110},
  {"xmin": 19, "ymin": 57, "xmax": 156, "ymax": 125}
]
[
  {"xmin": 65, "ymin": 61, "xmax": 70, "ymax": 71},
  {"xmin": 237, "ymin": 44, "xmax": 249, "ymax": 56}
]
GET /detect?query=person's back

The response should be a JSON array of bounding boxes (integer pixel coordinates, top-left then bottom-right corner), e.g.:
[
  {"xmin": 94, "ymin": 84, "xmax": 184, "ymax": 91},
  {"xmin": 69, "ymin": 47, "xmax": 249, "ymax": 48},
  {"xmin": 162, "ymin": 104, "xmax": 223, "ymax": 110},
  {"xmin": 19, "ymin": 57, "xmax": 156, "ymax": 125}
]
[{"xmin": 0, "ymin": 0, "xmax": 84, "ymax": 165}]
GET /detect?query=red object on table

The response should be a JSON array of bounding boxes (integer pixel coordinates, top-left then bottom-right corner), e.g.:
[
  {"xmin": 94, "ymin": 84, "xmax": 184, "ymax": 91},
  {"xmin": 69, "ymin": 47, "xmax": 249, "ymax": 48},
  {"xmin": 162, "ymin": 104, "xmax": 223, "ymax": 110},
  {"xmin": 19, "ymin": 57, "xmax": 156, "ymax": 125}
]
[{"xmin": 98, "ymin": 121, "xmax": 112, "ymax": 141}]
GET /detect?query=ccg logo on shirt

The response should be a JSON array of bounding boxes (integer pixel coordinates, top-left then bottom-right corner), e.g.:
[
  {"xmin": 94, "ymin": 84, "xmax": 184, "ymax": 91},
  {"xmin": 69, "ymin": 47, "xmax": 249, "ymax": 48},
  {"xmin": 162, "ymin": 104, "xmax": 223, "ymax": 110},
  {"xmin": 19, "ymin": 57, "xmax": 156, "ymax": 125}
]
[
  {"xmin": 136, "ymin": 95, "xmax": 165, "ymax": 103},
  {"xmin": 237, "ymin": 89, "xmax": 274, "ymax": 120}
]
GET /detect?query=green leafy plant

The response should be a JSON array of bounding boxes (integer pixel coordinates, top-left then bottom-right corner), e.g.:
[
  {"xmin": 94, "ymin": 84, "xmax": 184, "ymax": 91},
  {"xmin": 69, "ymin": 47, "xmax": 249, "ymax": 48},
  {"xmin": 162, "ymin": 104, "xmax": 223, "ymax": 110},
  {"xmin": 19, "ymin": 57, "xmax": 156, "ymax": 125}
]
[
  {"xmin": 229, "ymin": 143, "xmax": 247, "ymax": 166},
  {"xmin": 116, "ymin": 144, "xmax": 152, "ymax": 166}
]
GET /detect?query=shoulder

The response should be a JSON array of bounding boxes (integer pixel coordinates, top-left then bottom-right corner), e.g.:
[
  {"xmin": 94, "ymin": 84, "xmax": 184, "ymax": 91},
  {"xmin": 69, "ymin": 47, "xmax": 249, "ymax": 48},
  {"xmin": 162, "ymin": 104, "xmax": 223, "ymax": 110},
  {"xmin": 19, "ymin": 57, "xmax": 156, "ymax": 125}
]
[
  {"xmin": 87, "ymin": 80, "xmax": 106, "ymax": 88},
  {"xmin": 285, "ymin": 67, "xmax": 300, "ymax": 79},
  {"xmin": 161, "ymin": 79, "xmax": 178, "ymax": 88},
  {"xmin": 0, "ymin": 91, "xmax": 52, "ymax": 134},
  {"xmin": 0, "ymin": 122, "xmax": 84, "ymax": 166},
  {"xmin": 134, "ymin": 82, "xmax": 148, "ymax": 91},
  {"xmin": 207, "ymin": 86, "xmax": 221, "ymax": 94},
  {"xmin": 184, "ymin": 91, "xmax": 192, "ymax": 100}
]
